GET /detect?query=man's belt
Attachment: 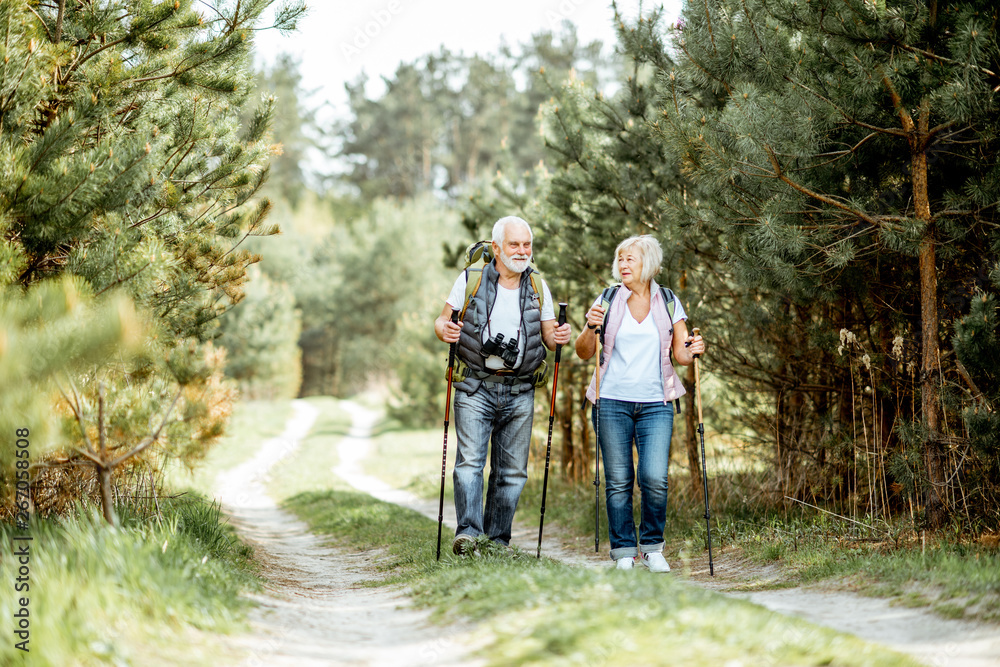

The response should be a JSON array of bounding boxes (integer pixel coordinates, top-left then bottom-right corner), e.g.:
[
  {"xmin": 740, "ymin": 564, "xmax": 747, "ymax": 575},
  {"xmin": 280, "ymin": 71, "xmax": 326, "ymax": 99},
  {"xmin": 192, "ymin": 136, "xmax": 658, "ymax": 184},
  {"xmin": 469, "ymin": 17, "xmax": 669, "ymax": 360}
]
[
  {"xmin": 453, "ymin": 358, "xmax": 547, "ymax": 389},
  {"xmin": 481, "ymin": 369, "xmax": 523, "ymax": 385}
]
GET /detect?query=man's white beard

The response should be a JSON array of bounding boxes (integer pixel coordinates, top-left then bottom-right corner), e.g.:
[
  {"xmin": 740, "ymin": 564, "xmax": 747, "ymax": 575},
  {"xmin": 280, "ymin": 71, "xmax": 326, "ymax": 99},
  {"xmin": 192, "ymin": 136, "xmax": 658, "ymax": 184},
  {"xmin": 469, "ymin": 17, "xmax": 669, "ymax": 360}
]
[{"xmin": 500, "ymin": 251, "xmax": 530, "ymax": 274}]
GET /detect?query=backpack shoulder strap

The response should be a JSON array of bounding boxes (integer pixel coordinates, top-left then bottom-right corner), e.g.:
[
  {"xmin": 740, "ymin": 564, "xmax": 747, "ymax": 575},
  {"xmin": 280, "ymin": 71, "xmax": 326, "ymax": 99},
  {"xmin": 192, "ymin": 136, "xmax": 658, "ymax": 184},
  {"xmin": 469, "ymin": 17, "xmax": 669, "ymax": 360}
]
[
  {"xmin": 460, "ymin": 267, "xmax": 483, "ymax": 321},
  {"xmin": 599, "ymin": 285, "xmax": 620, "ymax": 339},
  {"xmin": 660, "ymin": 287, "xmax": 676, "ymax": 324},
  {"xmin": 528, "ymin": 270, "xmax": 545, "ymax": 312},
  {"xmin": 598, "ymin": 284, "xmax": 621, "ymax": 363}
]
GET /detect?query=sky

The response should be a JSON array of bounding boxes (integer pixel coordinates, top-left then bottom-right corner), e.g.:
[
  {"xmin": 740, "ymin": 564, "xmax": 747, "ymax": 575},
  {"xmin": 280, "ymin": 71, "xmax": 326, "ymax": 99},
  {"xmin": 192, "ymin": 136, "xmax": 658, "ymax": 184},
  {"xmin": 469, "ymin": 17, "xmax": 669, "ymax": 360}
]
[{"xmin": 254, "ymin": 0, "xmax": 684, "ymax": 116}]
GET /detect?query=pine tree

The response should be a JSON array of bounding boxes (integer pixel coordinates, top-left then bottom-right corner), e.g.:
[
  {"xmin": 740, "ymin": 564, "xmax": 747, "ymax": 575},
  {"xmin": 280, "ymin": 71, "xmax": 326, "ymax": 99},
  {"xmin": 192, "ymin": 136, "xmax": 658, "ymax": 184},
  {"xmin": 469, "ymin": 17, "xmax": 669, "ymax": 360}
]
[
  {"xmin": 657, "ymin": 0, "xmax": 1000, "ymax": 526},
  {"xmin": 0, "ymin": 0, "xmax": 304, "ymax": 519}
]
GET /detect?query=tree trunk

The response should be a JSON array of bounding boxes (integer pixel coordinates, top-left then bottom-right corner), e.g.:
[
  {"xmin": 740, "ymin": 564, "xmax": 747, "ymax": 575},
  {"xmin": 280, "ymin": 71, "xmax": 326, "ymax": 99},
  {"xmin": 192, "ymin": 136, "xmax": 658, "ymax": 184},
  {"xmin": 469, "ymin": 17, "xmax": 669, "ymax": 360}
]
[
  {"xmin": 54, "ymin": 0, "xmax": 66, "ymax": 43},
  {"xmin": 97, "ymin": 465, "xmax": 118, "ymax": 527},
  {"xmin": 912, "ymin": 100, "xmax": 948, "ymax": 528}
]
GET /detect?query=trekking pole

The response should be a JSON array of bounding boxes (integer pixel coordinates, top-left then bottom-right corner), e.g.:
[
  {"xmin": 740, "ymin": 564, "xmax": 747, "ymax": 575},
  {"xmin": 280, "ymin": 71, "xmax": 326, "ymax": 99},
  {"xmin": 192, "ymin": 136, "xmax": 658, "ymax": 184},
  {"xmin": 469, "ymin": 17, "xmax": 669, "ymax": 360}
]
[
  {"xmin": 436, "ymin": 310, "xmax": 460, "ymax": 561},
  {"xmin": 689, "ymin": 327, "xmax": 715, "ymax": 575},
  {"xmin": 537, "ymin": 303, "xmax": 568, "ymax": 559},
  {"xmin": 593, "ymin": 324, "xmax": 602, "ymax": 553}
]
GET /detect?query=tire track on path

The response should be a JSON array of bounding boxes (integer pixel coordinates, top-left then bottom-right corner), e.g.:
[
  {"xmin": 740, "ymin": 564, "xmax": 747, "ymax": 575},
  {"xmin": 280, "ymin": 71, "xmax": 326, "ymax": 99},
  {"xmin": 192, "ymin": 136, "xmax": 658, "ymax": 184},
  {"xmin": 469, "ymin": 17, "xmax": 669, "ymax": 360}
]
[{"xmin": 216, "ymin": 399, "xmax": 483, "ymax": 667}]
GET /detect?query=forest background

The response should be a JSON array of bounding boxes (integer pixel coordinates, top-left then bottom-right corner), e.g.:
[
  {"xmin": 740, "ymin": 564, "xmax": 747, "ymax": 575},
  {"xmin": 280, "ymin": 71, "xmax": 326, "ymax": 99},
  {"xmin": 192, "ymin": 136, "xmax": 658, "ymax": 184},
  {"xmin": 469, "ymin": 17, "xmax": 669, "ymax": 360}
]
[{"xmin": 2, "ymin": 0, "xmax": 999, "ymax": 540}]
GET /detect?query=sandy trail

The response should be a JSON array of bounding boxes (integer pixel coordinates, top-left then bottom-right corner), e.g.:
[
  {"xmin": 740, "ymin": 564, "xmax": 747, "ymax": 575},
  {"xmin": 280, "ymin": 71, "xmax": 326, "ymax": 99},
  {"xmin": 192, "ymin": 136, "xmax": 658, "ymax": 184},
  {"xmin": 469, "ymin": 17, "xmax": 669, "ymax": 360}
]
[
  {"xmin": 215, "ymin": 400, "xmax": 483, "ymax": 667},
  {"xmin": 735, "ymin": 587, "xmax": 1000, "ymax": 667}
]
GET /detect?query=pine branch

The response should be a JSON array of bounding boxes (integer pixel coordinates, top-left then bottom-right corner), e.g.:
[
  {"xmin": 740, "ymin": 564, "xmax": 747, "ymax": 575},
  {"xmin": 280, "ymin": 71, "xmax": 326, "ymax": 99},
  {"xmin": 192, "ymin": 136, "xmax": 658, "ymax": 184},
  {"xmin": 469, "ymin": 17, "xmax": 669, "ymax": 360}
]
[
  {"xmin": 25, "ymin": 4, "xmax": 53, "ymax": 43},
  {"xmin": 703, "ymin": 0, "xmax": 717, "ymax": 53},
  {"xmin": 58, "ymin": 379, "xmax": 97, "ymax": 458},
  {"xmin": 109, "ymin": 389, "xmax": 183, "ymax": 468},
  {"xmin": 763, "ymin": 144, "xmax": 883, "ymax": 228},
  {"xmin": 782, "ymin": 132, "xmax": 878, "ymax": 172},
  {"xmin": 954, "ymin": 357, "xmax": 988, "ymax": 407},
  {"xmin": 60, "ymin": 36, "xmax": 130, "ymax": 86},
  {"xmin": 740, "ymin": 0, "xmax": 765, "ymax": 53},
  {"xmin": 94, "ymin": 262, "xmax": 151, "ymax": 296},
  {"xmin": 879, "ymin": 70, "xmax": 916, "ymax": 136},
  {"xmin": 784, "ymin": 76, "xmax": 907, "ymax": 138},
  {"xmin": 679, "ymin": 40, "xmax": 731, "ymax": 95},
  {"xmin": 128, "ymin": 208, "xmax": 170, "ymax": 229},
  {"xmin": 892, "ymin": 40, "xmax": 999, "ymax": 84}
]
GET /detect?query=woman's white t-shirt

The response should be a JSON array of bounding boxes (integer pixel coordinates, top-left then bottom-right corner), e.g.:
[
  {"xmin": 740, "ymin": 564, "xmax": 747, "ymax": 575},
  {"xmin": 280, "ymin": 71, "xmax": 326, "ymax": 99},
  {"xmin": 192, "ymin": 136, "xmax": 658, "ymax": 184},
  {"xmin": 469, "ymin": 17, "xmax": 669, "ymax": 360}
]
[
  {"xmin": 593, "ymin": 293, "xmax": 687, "ymax": 402},
  {"xmin": 447, "ymin": 272, "xmax": 554, "ymax": 370}
]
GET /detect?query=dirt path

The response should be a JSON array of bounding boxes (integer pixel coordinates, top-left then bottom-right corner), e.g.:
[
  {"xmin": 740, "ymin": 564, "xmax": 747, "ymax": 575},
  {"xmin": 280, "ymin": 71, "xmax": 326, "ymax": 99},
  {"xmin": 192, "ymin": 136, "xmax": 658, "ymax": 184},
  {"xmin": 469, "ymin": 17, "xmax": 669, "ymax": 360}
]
[
  {"xmin": 215, "ymin": 400, "xmax": 484, "ymax": 667},
  {"xmin": 680, "ymin": 552, "xmax": 999, "ymax": 666}
]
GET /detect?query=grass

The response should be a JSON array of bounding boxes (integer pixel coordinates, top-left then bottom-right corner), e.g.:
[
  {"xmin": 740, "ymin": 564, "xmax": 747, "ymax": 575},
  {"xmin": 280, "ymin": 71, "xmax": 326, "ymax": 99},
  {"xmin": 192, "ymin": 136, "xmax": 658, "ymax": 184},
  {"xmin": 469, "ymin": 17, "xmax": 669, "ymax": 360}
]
[
  {"xmin": 0, "ymin": 398, "xmax": 305, "ymax": 666},
  {"xmin": 363, "ymin": 423, "xmax": 450, "ymax": 496},
  {"xmin": 356, "ymin": 413, "xmax": 1000, "ymax": 625},
  {"xmin": 265, "ymin": 396, "xmax": 352, "ymax": 500},
  {"xmin": 0, "ymin": 494, "xmax": 259, "ymax": 667},
  {"xmin": 711, "ymin": 509, "xmax": 1000, "ymax": 622},
  {"xmin": 282, "ymin": 487, "xmax": 920, "ymax": 666}
]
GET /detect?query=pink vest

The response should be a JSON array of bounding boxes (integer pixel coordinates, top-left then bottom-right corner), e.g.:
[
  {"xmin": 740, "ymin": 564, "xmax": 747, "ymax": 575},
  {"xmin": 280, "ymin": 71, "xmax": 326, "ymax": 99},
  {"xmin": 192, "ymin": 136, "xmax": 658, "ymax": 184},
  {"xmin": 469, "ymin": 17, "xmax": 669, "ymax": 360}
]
[{"xmin": 585, "ymin": 281, "xmax": 686, "ymax": 405}]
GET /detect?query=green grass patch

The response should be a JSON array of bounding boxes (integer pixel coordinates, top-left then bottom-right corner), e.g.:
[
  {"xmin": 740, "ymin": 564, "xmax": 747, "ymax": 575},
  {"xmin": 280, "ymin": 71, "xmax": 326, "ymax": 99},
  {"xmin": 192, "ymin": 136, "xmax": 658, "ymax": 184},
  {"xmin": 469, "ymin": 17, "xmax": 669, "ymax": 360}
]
[
  {"xmin": 364, "ymin": 424, "xmax": 451, "ymax": 497},
  {"xmin": 284, "ymin": 489, "xmax": 437, "ymax": 584},
  {"xmin": 354, "ymin": 418, "xmax": 1000, "ymax": 625},
  {"xmin": 266, "ymin": 396, "xmax": 352, "ymax": 501},
  {"xmin": 281, "ymin": 488, "xmax": 919, "ymax": 667},
  {"xmin": 711, "ymin": 509, "xmax": 1000, "ymax": 622},
  {"xmin": 0, "ymin": 494, "xmax": 259, "ymax": 666}
]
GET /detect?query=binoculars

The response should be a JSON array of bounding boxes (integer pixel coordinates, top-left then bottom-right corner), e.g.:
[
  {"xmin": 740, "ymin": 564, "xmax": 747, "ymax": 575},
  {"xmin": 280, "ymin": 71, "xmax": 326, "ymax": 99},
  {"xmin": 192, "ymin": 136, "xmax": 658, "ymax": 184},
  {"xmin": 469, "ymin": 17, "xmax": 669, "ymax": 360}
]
[{"xmin": 482, "ymin": 333, "xmax": 519, "ymax": 368}]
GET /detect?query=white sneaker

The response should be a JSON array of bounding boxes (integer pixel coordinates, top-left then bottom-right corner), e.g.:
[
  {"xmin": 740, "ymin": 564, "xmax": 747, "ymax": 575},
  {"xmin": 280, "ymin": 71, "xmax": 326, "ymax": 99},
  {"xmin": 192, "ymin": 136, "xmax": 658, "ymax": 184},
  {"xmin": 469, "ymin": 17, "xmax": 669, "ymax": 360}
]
[
  {"xmin": 615, "ymin": 556, "xmax": 636, "ymax": 570},
  {"xmin": 640, "ymin": 552, "xmax": 671, "ymax": 572}
]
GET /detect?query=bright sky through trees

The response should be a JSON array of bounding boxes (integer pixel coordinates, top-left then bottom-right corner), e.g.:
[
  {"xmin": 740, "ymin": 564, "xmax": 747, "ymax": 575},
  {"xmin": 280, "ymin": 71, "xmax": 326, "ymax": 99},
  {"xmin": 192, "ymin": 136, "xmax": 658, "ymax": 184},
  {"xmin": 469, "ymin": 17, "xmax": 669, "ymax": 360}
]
[{"xmin": 256, "ymin": 1, "xmax": 683, "ymax": 110}]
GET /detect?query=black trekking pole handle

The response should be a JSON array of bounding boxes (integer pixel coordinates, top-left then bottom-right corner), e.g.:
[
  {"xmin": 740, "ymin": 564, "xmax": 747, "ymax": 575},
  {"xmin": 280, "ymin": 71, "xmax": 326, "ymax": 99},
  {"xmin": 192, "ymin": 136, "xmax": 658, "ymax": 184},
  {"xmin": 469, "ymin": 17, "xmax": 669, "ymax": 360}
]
[
  {"xmin": 436, "ymin": 310, "xmax": 460, "ymax": 561},
  {"xmin": 687, "ymin": 327, "xmax": 714, "ymax": 576},
  {"xmin": 537, "ymin": 302, "xmax": 567, "ymax": 559}
]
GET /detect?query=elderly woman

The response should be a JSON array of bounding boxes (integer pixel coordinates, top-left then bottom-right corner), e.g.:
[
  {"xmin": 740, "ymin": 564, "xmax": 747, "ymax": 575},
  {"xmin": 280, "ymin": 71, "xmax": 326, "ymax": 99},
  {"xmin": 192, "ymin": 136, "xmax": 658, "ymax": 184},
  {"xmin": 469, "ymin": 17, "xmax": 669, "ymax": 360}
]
[{"xmin": 575, "ymin": 235, "xmax": 706, "ymax": 571}]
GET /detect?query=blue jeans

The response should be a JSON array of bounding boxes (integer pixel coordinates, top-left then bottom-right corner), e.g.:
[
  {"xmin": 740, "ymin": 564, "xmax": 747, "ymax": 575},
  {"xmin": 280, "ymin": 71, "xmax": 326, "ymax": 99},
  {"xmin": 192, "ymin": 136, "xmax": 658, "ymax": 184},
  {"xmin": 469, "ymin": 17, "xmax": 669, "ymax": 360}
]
[
  {"xmin": 453, "ymin": 383, "xmax": 535, "ymax": 545},
  {"xmin": 593, "ymin": 399, "xmax": 674, "ymax": 560}
]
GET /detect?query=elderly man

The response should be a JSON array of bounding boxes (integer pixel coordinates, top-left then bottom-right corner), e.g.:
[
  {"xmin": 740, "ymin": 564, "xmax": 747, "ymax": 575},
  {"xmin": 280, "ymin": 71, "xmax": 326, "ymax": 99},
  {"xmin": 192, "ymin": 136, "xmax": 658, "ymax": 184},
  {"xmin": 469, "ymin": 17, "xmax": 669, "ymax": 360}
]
[{"xmin": 435, "ymin": 216, "xmax": 572, "ymax": 555}]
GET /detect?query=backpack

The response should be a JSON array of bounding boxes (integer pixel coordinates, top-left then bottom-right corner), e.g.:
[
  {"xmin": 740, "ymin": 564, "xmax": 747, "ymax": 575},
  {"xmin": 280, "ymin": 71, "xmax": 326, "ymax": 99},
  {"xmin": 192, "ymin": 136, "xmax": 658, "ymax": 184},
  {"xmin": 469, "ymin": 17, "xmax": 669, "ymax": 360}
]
[
  {"xmin": 597, "ymin": 283, "xmax": 682, "ymax": 413},
  {"xmin": 458, "ymin": 240, "xmax": 545, "ymax": 320}
]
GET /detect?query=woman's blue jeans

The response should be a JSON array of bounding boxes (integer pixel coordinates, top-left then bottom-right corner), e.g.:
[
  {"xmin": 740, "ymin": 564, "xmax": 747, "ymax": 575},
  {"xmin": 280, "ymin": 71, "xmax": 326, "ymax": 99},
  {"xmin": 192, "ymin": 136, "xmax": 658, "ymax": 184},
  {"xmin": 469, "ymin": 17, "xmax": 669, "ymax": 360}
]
[
  {"xmin": 593, "ymin": 398, "xmax": 674, "ymax": 560},
  {"xmin": 453, "ymin": 382, "xmax": 535, "ymax": 545}
]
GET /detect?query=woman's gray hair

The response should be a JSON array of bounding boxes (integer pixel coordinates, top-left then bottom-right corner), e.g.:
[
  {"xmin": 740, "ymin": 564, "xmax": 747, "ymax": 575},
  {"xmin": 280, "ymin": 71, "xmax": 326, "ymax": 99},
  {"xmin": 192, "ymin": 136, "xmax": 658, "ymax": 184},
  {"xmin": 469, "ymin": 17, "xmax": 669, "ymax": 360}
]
[
  {"xmin": 492, "ymin": 216, "xmax": 533, "ymax": 245},
  {"xmin": 612, "ymin": 235, "xmax": 663, "ymax": 285}
]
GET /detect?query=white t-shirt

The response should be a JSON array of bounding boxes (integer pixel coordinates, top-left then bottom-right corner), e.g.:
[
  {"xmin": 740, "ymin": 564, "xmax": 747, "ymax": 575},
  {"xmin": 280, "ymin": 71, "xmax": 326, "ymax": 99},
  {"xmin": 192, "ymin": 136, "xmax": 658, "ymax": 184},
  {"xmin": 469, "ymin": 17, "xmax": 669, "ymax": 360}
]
[
  {"xmin": 447, "ymin": 271, "xmax": 555, "ymax": 370},
  {"xmin": 593, "ymin": 291, "xmax": 687, "ymax": 402}
]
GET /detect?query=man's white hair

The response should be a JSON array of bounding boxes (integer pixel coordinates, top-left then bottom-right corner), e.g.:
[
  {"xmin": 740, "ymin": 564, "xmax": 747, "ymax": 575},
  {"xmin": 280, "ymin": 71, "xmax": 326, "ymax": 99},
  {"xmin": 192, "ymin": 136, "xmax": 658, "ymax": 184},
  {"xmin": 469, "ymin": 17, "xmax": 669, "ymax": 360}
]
[{"xmin": 491, "ymin": 216, "xmax": 533, "ymax": 246}]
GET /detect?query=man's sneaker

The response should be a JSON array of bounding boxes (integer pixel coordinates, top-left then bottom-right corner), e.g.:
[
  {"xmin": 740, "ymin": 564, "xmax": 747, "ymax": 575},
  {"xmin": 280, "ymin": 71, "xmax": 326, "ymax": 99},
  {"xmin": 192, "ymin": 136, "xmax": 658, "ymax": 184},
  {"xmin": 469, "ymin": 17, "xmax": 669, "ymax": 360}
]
[
  {"xmin": 452, "ymin": 534, "xmax": 476, "ymax": 556},
  {"xmin": 640, "ymin": 552, "xmax": 671, "ymax": 572},
  {"xmin": 615, "ymin": 556, "xmax": 636, "ymax": 570}
]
